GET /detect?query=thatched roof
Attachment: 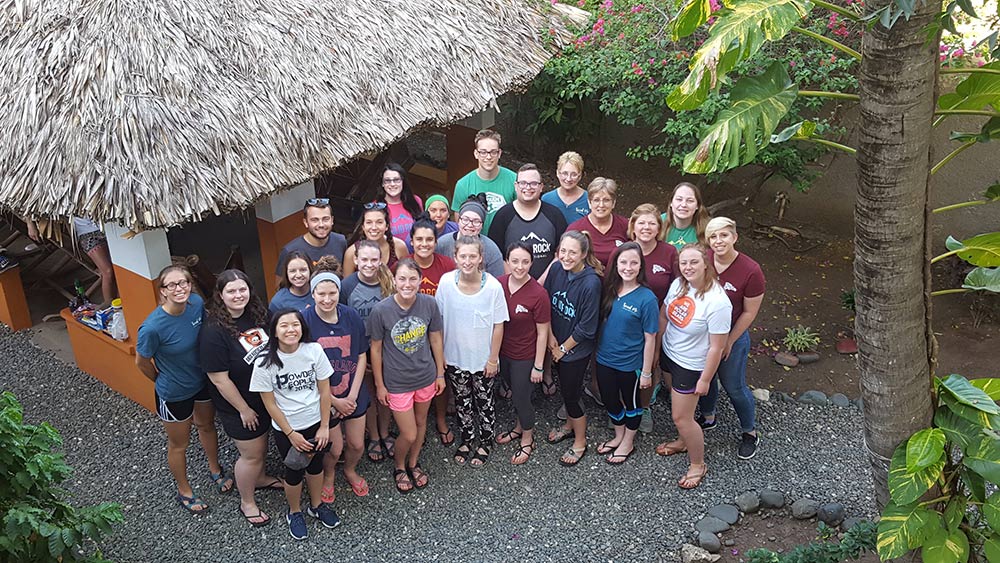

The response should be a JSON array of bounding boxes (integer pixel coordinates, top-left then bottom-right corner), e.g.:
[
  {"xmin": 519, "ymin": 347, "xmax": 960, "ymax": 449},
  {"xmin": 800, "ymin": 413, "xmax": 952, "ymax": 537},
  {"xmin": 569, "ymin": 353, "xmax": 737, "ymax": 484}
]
[{"xmin": 0, "ymin": 0, "xmax": 586, "ymax": 229}]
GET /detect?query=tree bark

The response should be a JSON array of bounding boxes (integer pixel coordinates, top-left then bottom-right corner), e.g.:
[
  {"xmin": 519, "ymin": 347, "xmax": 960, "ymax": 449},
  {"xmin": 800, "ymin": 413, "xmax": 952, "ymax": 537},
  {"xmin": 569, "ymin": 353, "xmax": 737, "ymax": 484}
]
[{"xmin": 855, "ymin": 1, "xmax": 940, "ymax": 509}]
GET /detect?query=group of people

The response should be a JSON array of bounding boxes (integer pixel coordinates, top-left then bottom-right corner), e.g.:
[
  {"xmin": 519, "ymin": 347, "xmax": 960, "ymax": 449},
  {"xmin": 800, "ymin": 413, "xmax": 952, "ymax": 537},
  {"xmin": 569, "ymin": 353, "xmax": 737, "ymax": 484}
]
[{"xmin": 136, "ymin": 129, "xmax": 766, "ymax": 540}]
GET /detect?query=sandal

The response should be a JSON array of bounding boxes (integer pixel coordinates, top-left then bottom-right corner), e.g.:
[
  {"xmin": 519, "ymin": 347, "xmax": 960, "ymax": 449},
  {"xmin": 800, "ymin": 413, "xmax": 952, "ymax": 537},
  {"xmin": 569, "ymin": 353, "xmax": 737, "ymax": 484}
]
[
  {"xmin": 407, "ymin": 464, "xmax": 429, "ymax": 489},
  {"xmin": 546, "ymin": 426, "xmax": 574, "ymax": 444},
  {"xmin": 393, "ymin": 468, "xmax": 413, "ymax": 494},
  {"xmin": 679, "ymin": 464, "xmax": 708, "ymax": 489},
  {"xmin": 366, "ymin": 439, "xmax": 385, "ymax": 463},
  {"xmin": 511, "ymin": 442, "xmax": 536, "ymax": 465},
  {"xmin": 559, "ymin": 446, "xmax": 587, "ymax": 467},
  {"xmin": 470, "ymin": 446, "xmax": 490, "ymax": 467},
  {"xmin": 209, "ymin": 470, "xmax": 234, "ymax": 494},
  {"xmin": 606, "ymin": 447, "xmax": 635, "ymax": 465},
  {"xmin": 255, "ymin": 478, "xmax": 284, "ymax": 491},
  {"xmin": 656, "ymin": 441, "xmax": 688, "ymax": 456},
  {"xmin": 454, "ymin": 444, "xmax": 473, "ymax": 465},
  {"xmin": 438, "ymin": 427, "xmax": 455, "ymax": 446},
  {"xmin": 597, "ymin": 440, "xmax": 621, "ymax": 455},
  {"xmin": 321, "ymin": 485, "xmax": 335, "ymax": 504},
  {"xmin": 496, "ymin": 429, "xmax": 523, "ymax": 445},
  {"xmin": 382, "ymin": 436, "xmax": 396, "ymax": 459},
  {"xmin": 497, "ymin": 379, "xmax": 512, "ymax": 400},
  {"xmin": 348, "ymin": 477, "xmax": 369, "ymax": 497},
  {"xmin": 541, "ymin": 379, "xmax": 558, "ymax": 397},
  {"xmin": 238, "ymin": 506, "xmax": 270, "ymax": 527},
  {"xmin": 176, "ymin": 493, "xmax": 208, "ymax": 513}
]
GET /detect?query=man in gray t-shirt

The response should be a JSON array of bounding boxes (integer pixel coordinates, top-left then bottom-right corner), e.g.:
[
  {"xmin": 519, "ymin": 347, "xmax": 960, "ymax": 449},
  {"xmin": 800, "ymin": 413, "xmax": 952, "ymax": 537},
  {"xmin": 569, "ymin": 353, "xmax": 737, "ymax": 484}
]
[
  {"xmin": 274, "ymin": 200, "xmax": 348, "ymax": 284},
  {"xmin": 366, "ymin": 293, "xmax": 443, "ymax": 393}
]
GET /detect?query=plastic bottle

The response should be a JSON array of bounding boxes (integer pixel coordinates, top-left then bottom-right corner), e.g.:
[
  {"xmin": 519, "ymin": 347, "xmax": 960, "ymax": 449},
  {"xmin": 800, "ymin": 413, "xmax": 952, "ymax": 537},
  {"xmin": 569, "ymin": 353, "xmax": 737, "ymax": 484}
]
[{"xmin": 107, "ymin": 298, "xmax": 128, "ymax": 341}]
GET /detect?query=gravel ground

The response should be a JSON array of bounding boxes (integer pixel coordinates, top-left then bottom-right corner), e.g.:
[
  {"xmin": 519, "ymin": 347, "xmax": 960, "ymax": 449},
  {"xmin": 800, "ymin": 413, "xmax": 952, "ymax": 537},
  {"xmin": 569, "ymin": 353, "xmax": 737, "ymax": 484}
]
[{"xmin": 0, "ymin": 327, "xmax": 876, "ymax": 563}]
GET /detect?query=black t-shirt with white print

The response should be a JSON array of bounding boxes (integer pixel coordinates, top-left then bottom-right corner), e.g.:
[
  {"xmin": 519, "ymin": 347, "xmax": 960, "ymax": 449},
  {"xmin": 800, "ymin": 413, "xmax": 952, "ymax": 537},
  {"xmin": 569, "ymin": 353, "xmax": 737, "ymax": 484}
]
[{"xmin": 199, "ymin": 313, "xmax": 269, "ymax": 416}]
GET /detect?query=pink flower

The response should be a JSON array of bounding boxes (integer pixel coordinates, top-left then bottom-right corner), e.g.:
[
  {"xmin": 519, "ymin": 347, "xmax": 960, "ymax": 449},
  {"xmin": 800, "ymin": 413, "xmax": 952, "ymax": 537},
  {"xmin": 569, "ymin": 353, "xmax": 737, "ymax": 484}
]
[
  {"xmin": 577, "ymin": 0, "xmax": 585, "ymax": 6},
  {"xmin": 709, "ymin": 0, "xmax": 721, "ymax": 12},
  {"xmin": 618, "ymin": 33, "xmax": 625, "ymax": 39},
  {"xmin": 601, "ymin": 0, "xmax": 613, "ymax": 9},
  {"xmin": 940, "ymin": 44, "xmax": 949, "ymax": 52},
  {"xmin": 631, "ymin": 4, "xmax": 645, "ymax": 13},
  {"xmin": 940, "ymin": 54, "xmax": 947, "ymax": 62},
  {"xmin": 790, "ymin": 60, "xmax": 797, "ymax": 68},
  {"xmin": 634, "ymin": 67, "xmax": 644, "ymax": 75},
  {"xmin": 954, "ymin": 48, "xmax": 964, "ymax": 57}
]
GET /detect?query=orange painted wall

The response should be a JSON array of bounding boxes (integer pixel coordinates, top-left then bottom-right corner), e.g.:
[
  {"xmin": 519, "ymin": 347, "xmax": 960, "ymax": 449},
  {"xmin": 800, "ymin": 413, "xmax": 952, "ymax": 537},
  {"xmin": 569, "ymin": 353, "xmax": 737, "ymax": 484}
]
[
  {"xmin": 114, "ymin": 265, "xmax": 161, "ymax": 343},
  {"xmin": 257, "ymin": 214, "xmax": 308, "ymax": 299},
  {"xmin": 0, "ymin": 267, "xmax": 32, "ymax": 331}
]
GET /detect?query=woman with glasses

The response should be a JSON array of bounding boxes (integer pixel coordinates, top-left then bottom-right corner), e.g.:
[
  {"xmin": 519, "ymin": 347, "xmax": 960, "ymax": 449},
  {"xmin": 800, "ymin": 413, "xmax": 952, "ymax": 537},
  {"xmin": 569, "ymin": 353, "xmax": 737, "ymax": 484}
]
[
  {"xmin": 437, "ymin": 195, "xmax": 505, "ymax": 277},
  {"xmin": 377, "ymin": 163, "xmax": 424, "ymax": 247},
  {"xmin": 343, "ymin": 203, "xmax": 409, "ymax": 277},
  {"xmin": 136, "ymin": 264, "xmax": 230, "ymax": 514},
  {"xmin": 542, "ymin": 151, "xmax": 589, "ymax": 224},
  {"xmin": 566, "ymin": 177, "xmax": 629, "ymax": 268}
]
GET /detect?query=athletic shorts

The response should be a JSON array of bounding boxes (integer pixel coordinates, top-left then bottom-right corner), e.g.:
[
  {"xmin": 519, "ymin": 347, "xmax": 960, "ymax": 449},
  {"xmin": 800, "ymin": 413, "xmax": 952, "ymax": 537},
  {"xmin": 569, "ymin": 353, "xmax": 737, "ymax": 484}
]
[
  {"xmin": 660, "ymin": 351, "xmax": 702, "ymax": 394},
  {"xmin": 387, "ymin": 381, "xmax": 437, "ymax": 412},
  {"xmin": 155, "ymin": 386, "xmax": 211, "ymax": 423},
  {"xmin": 217, "ymin": 408, "xmax": 271, "ymax": 441}
]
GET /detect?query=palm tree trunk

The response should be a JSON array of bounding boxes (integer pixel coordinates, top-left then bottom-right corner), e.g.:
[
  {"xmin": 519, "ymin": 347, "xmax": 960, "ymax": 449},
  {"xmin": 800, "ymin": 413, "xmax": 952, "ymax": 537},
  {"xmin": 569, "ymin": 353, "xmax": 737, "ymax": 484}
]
[{"xmin": 855, "ymin": 0, "xmax": 940, "ymax": 508}]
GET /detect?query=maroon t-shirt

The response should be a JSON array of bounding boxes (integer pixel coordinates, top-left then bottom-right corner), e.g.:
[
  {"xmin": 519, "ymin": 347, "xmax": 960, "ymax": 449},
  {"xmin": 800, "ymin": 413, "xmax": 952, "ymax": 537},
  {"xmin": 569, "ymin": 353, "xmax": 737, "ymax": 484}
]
[
  {"xmin": 717, "ymin": 252, "xmax": 765, "ymax": 324},
  {"xmin": 643, "ymin": 241, "xmax": 678, "ymax": 305},
  {"xmin": 568, "ymin": 214, "xmax": 631, "ymax": 268},
  {"xmin": 498, "ymin": 274, "xmax": 552, "ymax": 361},
  {"xmin": 418, "ymin": 253, "xmax": 456, "ymax": 296}
]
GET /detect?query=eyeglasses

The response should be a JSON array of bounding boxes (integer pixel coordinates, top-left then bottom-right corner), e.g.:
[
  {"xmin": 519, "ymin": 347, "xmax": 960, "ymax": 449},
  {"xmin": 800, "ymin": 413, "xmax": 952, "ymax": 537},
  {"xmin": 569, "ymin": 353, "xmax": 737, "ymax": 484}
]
[
  {"xmin": 459, "ymin": 217, "xmax": 483, "ymax": 226},
  {"xmin": 557, "ymin": 171, "xmax": 581, "ymax": 180},
  {"xmin": 382, "ymin": 177, "xmax": 403, "ymax": 185},
  {"xmin": 306, "ymin": 198, "xmax": 330, "ymax": 207},
  {"xmin": 364, "ymin": 202, "xmax": 388, "ymax": 210},
  {"xmin": 476, "ymin": 149, "xmax": 500, "ymax": 158},
  {"xmin": 163, "ymin": 279, "xmax": 191, "ymax": 291},
  {"xmin": 516, "ymin": 181, "xmax": 542, "ymax": 189}
]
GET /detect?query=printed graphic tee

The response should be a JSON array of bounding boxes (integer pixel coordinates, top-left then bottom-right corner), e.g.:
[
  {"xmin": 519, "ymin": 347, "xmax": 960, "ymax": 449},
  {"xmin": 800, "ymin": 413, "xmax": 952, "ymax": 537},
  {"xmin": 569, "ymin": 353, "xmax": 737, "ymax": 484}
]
[
  {"xmin": 366, "ymin": 294, "xmax": 443, "ymax": 393},
  {"xmin": 199, "ymin": 313, "xmax": 269, "ymax": 416},
  {"xmin": 249, "ymin": 342, "xmax": 333, "ymax": 430},
  {"xmin": 303, "ymin": 305, "xmax": 370, "ymax": 414},
  {"xmin": 662, "ymin": 279, "xmax": 732, "ymax": 371}
]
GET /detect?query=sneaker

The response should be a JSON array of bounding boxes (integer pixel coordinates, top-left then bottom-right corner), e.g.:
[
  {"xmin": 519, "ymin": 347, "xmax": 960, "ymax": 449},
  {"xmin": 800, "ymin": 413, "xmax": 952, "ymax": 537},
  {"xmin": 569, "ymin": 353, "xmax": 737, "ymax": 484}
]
[
  {"xmin": 738, "ymin": 432, "xmax": 761, "ymax": 460},
  {"xmin": 0, "ymin": 254, "xmax": 18, "ymax": 274},
  {"xmin": 639, "ymin": 408, "xmax": 653, "ymax": 434},
  {"xmin": 696, "ymin": 414, "xmax": 717, "ymax": 431},
  {"xmin": 557, "ymin": 404, "xmax": 567, "ymax": 421},
  {"xmin": 287, "ymin": 511, "xmax": 308, "ymax": 540},
  {"xmin": 649, "ymin": 382, "xmax": 663, "ymax": 406},
  {"xmin": 306, "ymin": 503, "xmax": 341, "ymax": 529},
  {"xmin": 584, "ymin": 386, "xmax": 604, "ymax": 407}
]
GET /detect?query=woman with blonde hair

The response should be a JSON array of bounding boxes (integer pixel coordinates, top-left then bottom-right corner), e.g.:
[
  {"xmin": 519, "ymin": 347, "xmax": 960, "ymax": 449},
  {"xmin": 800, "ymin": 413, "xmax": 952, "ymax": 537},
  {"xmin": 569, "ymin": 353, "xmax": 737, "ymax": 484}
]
[
  {"xmin": 542, "ymin": 151, "xmax": 589, "ymax": 224},
  {"xmin": 567, "ymin": 177, "xmax": 630, "ymax": 268}
]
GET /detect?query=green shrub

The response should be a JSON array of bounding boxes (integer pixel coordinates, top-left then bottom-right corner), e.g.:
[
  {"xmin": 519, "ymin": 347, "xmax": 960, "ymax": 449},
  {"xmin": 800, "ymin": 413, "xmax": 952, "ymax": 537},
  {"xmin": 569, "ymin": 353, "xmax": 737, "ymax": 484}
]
[
  {"xmin": 782, "ymin": 325, "xmax": 821, "ymax": 353},
  {"xmin": 745, "ymin": 520, "xmax": 876, "ymax": 563}
]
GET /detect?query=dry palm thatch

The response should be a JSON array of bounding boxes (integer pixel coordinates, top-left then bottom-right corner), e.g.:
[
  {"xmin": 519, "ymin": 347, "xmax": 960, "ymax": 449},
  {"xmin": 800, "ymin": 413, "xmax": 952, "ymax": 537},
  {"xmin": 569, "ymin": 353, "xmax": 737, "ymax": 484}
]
[{"xmin": 0, "ymin": 0, "xmax": 587, "ymax": 230}]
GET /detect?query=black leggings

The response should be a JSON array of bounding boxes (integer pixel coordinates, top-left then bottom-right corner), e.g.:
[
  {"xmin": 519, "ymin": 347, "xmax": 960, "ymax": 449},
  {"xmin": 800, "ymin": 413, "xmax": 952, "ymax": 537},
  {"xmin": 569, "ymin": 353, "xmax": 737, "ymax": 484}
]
[
  {"xmin": 558, "ymin": 356, "xmax": 590, "ymax": 419},
  {"xmin": 501, "ymin": 356, "xmax": 535, "ymax": 430},
  {"xmin": 596, "ymin": 363, "xmax": 642, "ymax": 431},
  {"xmin": 273, "ymin": 422, "xmax": 326, "ymax": 486}
]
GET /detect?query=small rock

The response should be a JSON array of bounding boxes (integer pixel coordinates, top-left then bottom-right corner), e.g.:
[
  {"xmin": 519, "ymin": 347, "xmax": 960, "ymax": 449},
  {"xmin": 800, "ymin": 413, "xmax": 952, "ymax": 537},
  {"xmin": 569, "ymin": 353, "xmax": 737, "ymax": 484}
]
[
  {"xmin": 796, "ymin": 351, "xmax": 820, "ymax": 364},
  {"xmin": 853, "ymin": 398, "xmax": 864, "ymax": 410},
  {"xmin": 681, "ymin": 543, "xmax": 721, "ymax": 563},
  {"xmin": 735, "ymin": 491, "xmax": 760, "ymax": 514},
  {"xmin": 760, "ymin": 490, "xmax": 785, "ymax": 508},
  {"xmin": 819, "ymin": 502, "xmax": 846, "ymax": 526},
  {"xmin": 831, "ymin": 393, "xmax": 850, "ymax": 407},
  {"xmin": 841, "ymin": 517, "xmax": 867, "ymax": 532},
  {"xmin": 751, "ymin": 388, "xmax": 770, "ymax": 402},
  {"xmin": 776, "ymin": 392, "xmax": 793, "ymax": 402},
  {"xmin": 774, "ymin": 351, "xmax": 799, "ymax": 367},
  {"xmin": 695, "ymin": 516, "xmax": 730, "ymax": 534},
  {"xmin": 699, "ymin": 531, "xmax": 722, "ymax": 553},
  {"xmin": 708, "ymin": 504, "xmax": 740, "ymax": 525},
  {"xmin": 799, "ymin": 390, "xmax": 829, "ymax": 406},
  {"xmin": 768, "ymin": 536, "xmax": 777, "ymax": 541},
  {"xmin": 724, "ymin": 539, "xmax": 735, "ymax": 547},
  {"xmin": 791, "ymin": 498, "xmax": 821, "ymax": 519},
  {"xmin": 836, "ymin": 338, "xmax": 858, "ymax": 354}
]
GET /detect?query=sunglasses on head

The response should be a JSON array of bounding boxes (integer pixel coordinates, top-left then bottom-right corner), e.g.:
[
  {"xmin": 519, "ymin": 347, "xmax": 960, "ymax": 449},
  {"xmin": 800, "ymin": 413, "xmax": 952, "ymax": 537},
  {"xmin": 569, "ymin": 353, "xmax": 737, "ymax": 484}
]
[
  {"xmin": 306, "ymin": 198, "xmax": 330, "ymax": 207},
  {"xmin": 364, "ymin": 202, "xmax": 388, "ymax": 210}
]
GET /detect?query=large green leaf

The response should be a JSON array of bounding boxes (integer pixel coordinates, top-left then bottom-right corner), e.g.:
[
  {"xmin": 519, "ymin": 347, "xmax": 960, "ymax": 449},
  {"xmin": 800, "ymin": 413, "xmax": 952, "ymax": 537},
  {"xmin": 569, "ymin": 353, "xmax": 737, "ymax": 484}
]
[
  {"xmin": 889, "ymin": 441, "xmax": 945, "ymax": 505},
  {"xmin": 943, "ymin": 496, "xmax": 967, "ymax": 532},
  {"xmin": 964, "ymin": 435, "xmax": 1000, "ymax": 483},
  {"xmin": 939, "ymin": 62, "xmax": 1000, "ymax": 112},
  {"xmin": 961, "ymin": 468, "xmax": 987, "ymax": 502},
  {"xmin": 985, "ymin": 491, "xmax": 1000, "ymax": 533},
  {"xmin": 667, "ymin": 0, "xmax": 812, "ymax": 111},
  {"xmin": 935, "ymin": 407, "xmax": 983, "ymax": 453},
  {"xmin": 963, "ymin": 267, "xmax": 1000, "ymax": 292},
  {"xmin": 971, "ymin": 378, "xmax": 1000, "ymax": 401},
  {"xmin": 877, "ymin": 502, "xmax": 938, "ymax": 560},
  {"xmin": 949, "ymin": 117, "xmax": 1000, "ymax": 143},
  {"xmin": 944, "ymin": 233, "xmax": 1000, "ymax": 267},
  {"xmin": 922, "ymin": 528, "xmax": 970, "ymax": 563},
  {"xmin": 941, "ymin": 392, "xmax": 1000, "ymax": 430},
  {"xmin": 906, "ymin": 428, "xmax": 947, "ymax": 471},
  {"xmin": 939, "ymin": 374, "xmax": 1000, "ymax": 414},
  {"xmin": 682, "ymin": 62, "xmax": 798, "ymax": 174},
  {"xmin": 984, "ymin": 535, "xmax": 1000, "ymax": 563},
  {"xmin": 672, "ymin": 0, "xmax": 713, "ymax": 40}
]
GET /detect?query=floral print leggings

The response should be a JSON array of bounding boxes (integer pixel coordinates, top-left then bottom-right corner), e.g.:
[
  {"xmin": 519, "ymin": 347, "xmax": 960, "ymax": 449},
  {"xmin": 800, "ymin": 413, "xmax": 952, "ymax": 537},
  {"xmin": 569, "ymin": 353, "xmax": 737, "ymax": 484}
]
[{"xmin": 447, "ymin": 366, "xmax": 496, "ymax": 446}]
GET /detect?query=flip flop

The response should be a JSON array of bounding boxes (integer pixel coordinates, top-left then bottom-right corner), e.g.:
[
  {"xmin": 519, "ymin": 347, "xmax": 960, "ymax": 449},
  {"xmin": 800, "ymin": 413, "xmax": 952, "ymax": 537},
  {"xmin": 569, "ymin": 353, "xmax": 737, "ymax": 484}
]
[
  {"xmin": 209, "ymin": 470, "xmax": 234, "ymax": 494},
  {"xmin": 597, "ymin": 440, "xmax": 621, "ymax": 455},
  {"xmin": 176, "ymin": 493, "xmax": 208, "ymax": 514},
  {"xmin": 558, "ymin": 446, "xmax": 587, "ymax": 467},
  {"xmin": 679, "ymin": 464, "xmax": 708, "ymax": 489},
  {"xmin": 366, "ymin": 439, "xmax": 385, "ymax": 463},
  {"xmin": 348, "ymin": 478, "xmax": 369, "ymax": 497},
  {"xmin": 438, "ymin": 427, "xmax": 455, "ymax": 446},
  {"xmin": 606, "ymin": 447, "xmax": 635, "ymax": 465},
  {"xmin": 321, "ymin": 485, "xmax": 335, "ymax": 504},
  {"xmin": 655, "ymin": 441, "xmax": 688, "ymax": 456},
  {"xmin": 541, "ymin": 380, "xmax": 558, "ymax": 397},
  {"xmin": 546, "ymin": 426, "xmax": 574, "ymax": 444},
  {"xmin": 496, "ymin": 429, "xmax": 523, "ymax": 444},
  {"xmin": 238, "ymin": 506, "xmax": 271, "ymax": 527},
  {"xmin": 255, "ymin": 478, "xmax": 284, "ymax": 491}
]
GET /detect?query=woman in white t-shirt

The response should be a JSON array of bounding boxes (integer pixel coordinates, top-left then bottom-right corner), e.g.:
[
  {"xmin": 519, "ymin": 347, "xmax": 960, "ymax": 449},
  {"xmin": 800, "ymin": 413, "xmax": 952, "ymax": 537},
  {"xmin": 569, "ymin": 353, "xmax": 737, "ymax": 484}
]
[
  {"xmin": 435, "ymin": 235, "xmax": 509, "ymax": 467},
  {"xmin": 250, "ymin": 309, "xmax": 338, "ymax": 540},
  {"xmin": 655, "ymin": 243, "xmax": 732, "ymax": 489}
]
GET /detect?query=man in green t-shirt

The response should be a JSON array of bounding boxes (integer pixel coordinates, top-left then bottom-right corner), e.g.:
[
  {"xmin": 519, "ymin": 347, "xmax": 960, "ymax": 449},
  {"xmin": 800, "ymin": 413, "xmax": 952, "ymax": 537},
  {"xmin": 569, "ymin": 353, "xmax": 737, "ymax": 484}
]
[{"xmin": 451, "ymin": 129, "xmax": 516, "ymax": 233}]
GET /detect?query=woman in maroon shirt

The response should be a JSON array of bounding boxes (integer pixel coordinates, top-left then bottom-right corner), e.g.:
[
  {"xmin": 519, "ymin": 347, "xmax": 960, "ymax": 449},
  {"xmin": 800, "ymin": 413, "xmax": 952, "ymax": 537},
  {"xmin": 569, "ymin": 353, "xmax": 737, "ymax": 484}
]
[
  {"xmin": 495, "ymin": 242, "xmax": 551, "ymax": 464},
  {"xmin": 566, "ymin": 178, "xmax": 630, "ymax": 268}
]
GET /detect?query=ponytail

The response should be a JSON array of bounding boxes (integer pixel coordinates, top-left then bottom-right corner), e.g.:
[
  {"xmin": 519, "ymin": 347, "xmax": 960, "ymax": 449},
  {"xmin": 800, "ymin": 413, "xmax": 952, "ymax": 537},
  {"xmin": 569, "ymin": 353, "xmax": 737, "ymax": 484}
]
[{"xmin": 561, "ymin": 230, "xmax": 604, "ymax": 277}]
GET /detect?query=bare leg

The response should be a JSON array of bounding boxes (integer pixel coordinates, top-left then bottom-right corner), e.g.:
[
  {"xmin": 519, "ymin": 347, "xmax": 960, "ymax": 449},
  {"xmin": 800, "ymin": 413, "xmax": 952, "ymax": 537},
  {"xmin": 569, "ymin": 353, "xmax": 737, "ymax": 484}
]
[
  {"xmin": 321, "ymin": 425, "xmax": 345, "ymax": 494},
  {"xmin": 409, "ymin": 399, "xmax": 432, "ymax": 468},
  {"xmin": 233, "ymin": 436, "xmax": 268, "ymax": 522},
  {"xmin": 391, "ymin": 408, "xmax": 417, "ymax": 472},
  {"xmin": 192, "ymin": 401, "xmax": 222, "ymax": 475},
  {"xmin": 672, "ymin": 390, "xmax": 704, "ymax": 465},
  {"xmin": 162, "ymin": 419, "xmax": 196, "ymax": 499},
  {"xmin": 86, "ymin": 243, "xmax": 117, "ymax": 305},
  {"xmin": 342, "ymin": 417, "xmax": 367, "ymax": 486}
]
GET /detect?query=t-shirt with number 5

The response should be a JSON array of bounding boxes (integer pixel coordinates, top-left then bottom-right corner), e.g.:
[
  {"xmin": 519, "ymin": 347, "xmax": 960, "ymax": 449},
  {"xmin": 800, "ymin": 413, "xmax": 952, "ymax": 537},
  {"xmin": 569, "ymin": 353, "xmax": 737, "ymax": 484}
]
[
  {"xmin": 249, "ymin": 342, "xmax": 333, "ymax": 431},
  {"xmin": 662, "ymin": 278, "xmax": 732, "ymax": 372}
]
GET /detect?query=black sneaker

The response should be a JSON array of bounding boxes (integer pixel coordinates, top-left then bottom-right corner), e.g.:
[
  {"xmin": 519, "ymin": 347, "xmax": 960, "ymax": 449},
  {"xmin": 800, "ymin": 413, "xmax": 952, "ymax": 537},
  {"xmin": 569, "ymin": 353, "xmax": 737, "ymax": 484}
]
[
  {"xmin": 738, "ymin": 432, "xmax": 760, "ymax": 460},
  {"xmin": 695, "ymin": 415, "xmax": 717, "ymax": 431}
]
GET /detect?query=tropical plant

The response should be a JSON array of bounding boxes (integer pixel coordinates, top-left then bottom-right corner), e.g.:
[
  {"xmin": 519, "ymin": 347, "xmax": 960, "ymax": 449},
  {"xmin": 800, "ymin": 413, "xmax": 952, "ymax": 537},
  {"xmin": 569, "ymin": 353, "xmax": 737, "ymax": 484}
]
[
  {"xmin": 0, "ymin": 392, "xmax": 123, "ymax": 562},
  {"xmin": 745, "ymin": 520, "xmax": 877, "ymax": 563},
  {"xmin": 840, "ymin": 288, "xmax": 856, "ymax": 312},
  {"xmin": 876, "ymin": 374, "xmax": 1000, "ymax": 562},
  {"xmin": 783, "ymin": 324, "xmax": 821, "ymax": 352}
]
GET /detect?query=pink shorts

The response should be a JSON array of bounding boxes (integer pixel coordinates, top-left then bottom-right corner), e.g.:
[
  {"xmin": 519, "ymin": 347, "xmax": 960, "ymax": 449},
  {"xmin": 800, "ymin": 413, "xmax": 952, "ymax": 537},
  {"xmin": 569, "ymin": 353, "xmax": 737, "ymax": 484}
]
[{"xmin": 387, "ymin": 381, "xmax": 437, "ymax": 412}]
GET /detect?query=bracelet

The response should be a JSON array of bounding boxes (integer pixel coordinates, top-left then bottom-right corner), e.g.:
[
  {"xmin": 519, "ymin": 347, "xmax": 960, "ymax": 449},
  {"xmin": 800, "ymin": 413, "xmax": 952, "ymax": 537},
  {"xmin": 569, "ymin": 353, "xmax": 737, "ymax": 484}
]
[
  {"xmin": 532, "ymin": 365, "xmax": 544, "ymax": 372},
  {"xmin": 487, "ymin": 360, "xmax": 499, "ymax": 366},
  {"xmin": 436, "ymin": 375, "xmax": 445, "ymax": 380},
  {"xmin": 284, "ymin": 429, "xmax": 294, "ymax": 436},
  {"xmin": 640, "ymin": 372, "xmax": 652, "ymax": 378}
]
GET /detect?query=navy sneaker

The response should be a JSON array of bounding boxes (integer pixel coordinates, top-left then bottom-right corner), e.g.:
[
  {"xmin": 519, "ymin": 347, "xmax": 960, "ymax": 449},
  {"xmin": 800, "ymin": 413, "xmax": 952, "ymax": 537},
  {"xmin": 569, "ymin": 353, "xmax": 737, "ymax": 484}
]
[
  {"xmin": 738, "ymin": 432, "xmax": 761, "ymax": 460},
  {"xmin": 0, "ymin": 254, "xmax": 18, "ymax": 274},
  {"xmin": 287, "ymin": 511, "xmax": 308, "ymax": 540},
  {"xmin": 306, "ymin": 503, "xmax": 341, "ymax": 529},
  {"xmin": 696, "ymin": 414, "xmax": 717, "ymax": 431}
]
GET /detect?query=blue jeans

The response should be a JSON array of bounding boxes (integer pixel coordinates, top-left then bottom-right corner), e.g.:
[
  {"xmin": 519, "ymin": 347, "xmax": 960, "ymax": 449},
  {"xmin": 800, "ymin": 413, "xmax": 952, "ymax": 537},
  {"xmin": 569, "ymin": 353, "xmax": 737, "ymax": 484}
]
[{"xmin": 698, "ymin": 331, "xmax": 756, "ymax": 433}]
